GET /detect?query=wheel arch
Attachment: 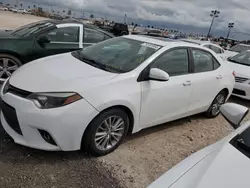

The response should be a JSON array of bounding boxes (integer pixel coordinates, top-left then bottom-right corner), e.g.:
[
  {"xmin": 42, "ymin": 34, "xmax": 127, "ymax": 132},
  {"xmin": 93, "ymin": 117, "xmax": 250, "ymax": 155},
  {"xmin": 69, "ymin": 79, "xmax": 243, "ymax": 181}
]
[
  {"xmin": 81, "ymin": 104, "xmax": 135, "ymax": 149},
  {"xmin": 0, "ymin": 50, "xmax": 22, "ymax": 62}
]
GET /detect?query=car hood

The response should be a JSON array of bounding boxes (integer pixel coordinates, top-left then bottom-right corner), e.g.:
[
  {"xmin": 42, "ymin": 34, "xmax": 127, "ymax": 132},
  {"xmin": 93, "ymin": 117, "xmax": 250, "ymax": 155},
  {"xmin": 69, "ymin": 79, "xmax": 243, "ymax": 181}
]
[
  {"xmin": 224, "ymin": 50, "xmax": 238, "ymax": 58},
  {"xmin": 0, "ymin": 29, "xmax": 17, "ymax": 39},
  {"xmin": 9, "ymin": 53, "xmax": 118, "ymax": 92},
  {"xmin": 228, "ymin": 61, "xmax": 250, "ymax": 78},
  {"xmin": 148, "ymin": 130, "xmax": 250, "ymax": 188}
]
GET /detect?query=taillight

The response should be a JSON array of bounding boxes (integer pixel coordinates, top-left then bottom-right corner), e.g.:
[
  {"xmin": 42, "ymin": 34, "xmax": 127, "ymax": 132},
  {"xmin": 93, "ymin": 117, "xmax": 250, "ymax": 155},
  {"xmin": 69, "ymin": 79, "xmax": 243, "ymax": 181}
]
[{"xmin": 232, "ymin": 71, "xmax": 236, "ymax": 77}]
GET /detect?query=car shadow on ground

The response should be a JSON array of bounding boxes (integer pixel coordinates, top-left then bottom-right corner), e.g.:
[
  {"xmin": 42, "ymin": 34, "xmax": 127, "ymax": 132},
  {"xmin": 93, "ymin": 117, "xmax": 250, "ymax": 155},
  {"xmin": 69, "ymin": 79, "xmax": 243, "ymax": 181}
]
[{"xmin": 0, "ymin": 129, "xmax": 91, "ymax": 164}]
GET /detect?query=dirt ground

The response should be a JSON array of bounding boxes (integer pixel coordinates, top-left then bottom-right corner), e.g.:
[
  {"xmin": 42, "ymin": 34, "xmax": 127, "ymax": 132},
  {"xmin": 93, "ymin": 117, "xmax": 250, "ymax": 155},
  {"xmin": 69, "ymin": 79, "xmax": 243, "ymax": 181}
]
[{"xmin": 1, "ymin": 10, "xmax": 250, "ymax": 188}]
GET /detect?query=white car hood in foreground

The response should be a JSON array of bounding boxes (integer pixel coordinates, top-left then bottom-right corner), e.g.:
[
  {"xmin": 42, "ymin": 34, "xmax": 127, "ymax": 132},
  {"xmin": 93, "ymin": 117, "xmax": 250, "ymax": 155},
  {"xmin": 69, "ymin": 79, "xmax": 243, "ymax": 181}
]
[
  {"xmin": 9, "ymin": 53, "xmax": 118, "ymax": 92},
  {"xmin": 148, "ymin": 132, "xmax": 250, "ymax": 188},
  {"xmin": 228, "ymin": 61, "xmax": 250, "ymax": 78}
]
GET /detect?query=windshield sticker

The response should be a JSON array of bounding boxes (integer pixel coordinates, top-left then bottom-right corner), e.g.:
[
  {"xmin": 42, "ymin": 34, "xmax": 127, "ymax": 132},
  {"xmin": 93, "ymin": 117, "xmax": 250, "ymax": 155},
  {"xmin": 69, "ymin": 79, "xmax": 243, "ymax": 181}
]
[{"xmin": 141, "ymin": 43, "xmax": 161, "ymax": 50}]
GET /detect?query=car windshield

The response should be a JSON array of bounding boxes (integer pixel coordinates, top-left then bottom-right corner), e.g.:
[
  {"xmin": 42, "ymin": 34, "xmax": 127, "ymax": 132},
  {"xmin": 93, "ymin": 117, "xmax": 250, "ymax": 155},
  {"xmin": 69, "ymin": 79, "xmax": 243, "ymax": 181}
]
[
  {"xmin": 74, "ymin": 37, "xmax": 161, "ymax": 73},
  {"xmin": 228, "ymin": 51, "xmax": 250, "ymax": 66},
  {"xmin": 229, "ymin": 44, "xmax": 250, "ymax": 53},
  {"xmin": 231, "ymin": 126, "xmax": 250, "ymax": 159},
  {"xmin": 11, "ymin": 22, "xmax": 54, "ymax": 37}
]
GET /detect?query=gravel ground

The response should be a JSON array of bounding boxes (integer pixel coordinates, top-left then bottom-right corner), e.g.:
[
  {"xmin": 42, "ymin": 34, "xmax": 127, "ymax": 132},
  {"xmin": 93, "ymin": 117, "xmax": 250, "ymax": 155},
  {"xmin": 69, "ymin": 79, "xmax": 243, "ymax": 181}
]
[
  {"xmin": 1, "ymin": 11, "xmax": 250, "ymax": 188},
  {"xmin": 0, "ymin": 128, "xmax": 123, "ymax": 188}
]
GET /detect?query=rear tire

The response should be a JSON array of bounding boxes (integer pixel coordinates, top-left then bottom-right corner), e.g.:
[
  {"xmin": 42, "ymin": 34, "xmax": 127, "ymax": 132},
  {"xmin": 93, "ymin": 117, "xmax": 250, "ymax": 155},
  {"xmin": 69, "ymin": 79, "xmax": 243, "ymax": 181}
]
[
  {"xmin": 206, "ymin": 90, "xmax": 227, "ymax": 118},
  {"xmin": 82, "ymin": 108, "xmax": 129, "ymax": 156}
]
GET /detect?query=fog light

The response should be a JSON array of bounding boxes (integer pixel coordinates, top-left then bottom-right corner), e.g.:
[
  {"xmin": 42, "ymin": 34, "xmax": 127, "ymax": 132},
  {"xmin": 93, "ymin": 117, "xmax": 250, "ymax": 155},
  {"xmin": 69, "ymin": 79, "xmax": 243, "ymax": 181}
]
[{"xmin": 38, "ymin": 130, "xmax": 57, "ymax": 146}]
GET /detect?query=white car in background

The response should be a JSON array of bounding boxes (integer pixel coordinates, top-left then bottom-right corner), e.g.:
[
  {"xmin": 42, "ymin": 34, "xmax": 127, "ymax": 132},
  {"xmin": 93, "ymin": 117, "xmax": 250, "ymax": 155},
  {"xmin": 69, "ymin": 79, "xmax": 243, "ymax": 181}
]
[
  {"xmin": 12, "ymin": 8, "xmax": 28, "ymax": 14},
  {"xmin": 227, "ymin": 50, "xmax": 250, "ymax": 100},
  {"xmin": 148, "ymin": 103, "xmax": 250, "ymax": 188},
  {"xmin": 0, "ymin": 7, "xmax": 8, "ymax": 11},
  {"xmin": 225, "ymin": 43, "xmax": 250, "ymax": 58},
  {"xmin": 0, "ymin": 35, "xmax": 234, "ymax": 156},
  {"xmin": 181, "ymin": 39, "xmax": 226, "ymax": 60}
]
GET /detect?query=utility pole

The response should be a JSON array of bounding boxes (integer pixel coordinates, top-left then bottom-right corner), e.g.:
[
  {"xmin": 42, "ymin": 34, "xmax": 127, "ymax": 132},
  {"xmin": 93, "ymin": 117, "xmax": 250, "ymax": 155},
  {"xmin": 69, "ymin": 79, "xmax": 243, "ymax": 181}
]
[
  {"xmin": 226, "ymin": 22, "xmax": 234, "ymax": 40},
  {"xmin": 207, "ymin": 10, "xmax": 220, "ymax": 38}
]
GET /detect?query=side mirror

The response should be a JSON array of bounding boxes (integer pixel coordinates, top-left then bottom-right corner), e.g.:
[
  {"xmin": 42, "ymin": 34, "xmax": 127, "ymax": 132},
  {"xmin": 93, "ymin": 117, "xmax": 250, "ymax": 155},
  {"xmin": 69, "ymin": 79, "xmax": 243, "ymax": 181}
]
[
  {"xmin": 37, "ymin": 36, "xmax": 50, "ymax": 45},
  {"xmin": 148, "ymin": 68, "xmax": 169, "ymax": 81},
  {"xmin": 220, "ymin": 103, "xmax": 249, "ymax": 129}
]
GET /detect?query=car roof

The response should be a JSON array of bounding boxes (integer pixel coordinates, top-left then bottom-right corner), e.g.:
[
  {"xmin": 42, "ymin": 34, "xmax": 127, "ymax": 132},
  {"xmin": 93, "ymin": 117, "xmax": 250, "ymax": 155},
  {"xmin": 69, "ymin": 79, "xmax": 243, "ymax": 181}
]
[
  {"xmin": 180, "ymin": 39, "xmax": 207, "ymax": 45},
  {"xmin": 31, "ymin": 20, "xmax": 115, "ymax": 37},
  {"xmin": 123, "ymin": 35, "xmax": 200, "ymax": 48}
]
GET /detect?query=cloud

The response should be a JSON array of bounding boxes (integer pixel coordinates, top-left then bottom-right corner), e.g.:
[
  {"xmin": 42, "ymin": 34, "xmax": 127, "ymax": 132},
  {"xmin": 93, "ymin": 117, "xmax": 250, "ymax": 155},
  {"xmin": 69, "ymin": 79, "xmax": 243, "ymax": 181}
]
[{"xmin": 6, "ymin": 0, "xmax": 250, "ymax": 38}]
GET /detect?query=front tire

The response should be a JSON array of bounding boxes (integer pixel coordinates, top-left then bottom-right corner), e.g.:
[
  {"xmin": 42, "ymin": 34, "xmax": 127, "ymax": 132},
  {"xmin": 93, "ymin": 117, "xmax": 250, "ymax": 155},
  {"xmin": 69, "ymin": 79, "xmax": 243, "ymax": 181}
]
[
  {"xmin": 206, "ymin": 91, "xmax": 227, "ymax": 118},
  {"xmin": 83, "ymin": 108, "xmax": 129, "ymax": 156},
  {"xmin": 0, "ymin": 54, "xmax": 21, "ymax": 80}
]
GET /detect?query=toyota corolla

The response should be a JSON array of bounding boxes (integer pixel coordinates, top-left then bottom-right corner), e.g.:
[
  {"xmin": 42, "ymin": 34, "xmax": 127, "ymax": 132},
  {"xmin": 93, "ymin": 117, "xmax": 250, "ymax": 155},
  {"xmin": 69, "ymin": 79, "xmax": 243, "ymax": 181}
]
[{"xmin": 0, "ymin": 35, "xmax": 235, "ymax": 156}]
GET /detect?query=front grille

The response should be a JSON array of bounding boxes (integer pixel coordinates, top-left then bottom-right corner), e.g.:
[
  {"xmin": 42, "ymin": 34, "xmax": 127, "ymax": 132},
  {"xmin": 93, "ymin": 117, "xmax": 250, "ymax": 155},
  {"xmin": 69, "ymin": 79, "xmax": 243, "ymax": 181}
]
[
  {"xmin": 233, "ymin": 89, "xmax": 246, "ymax": 96},
  {"xmin": 235, "ymin": 76, "xmax": 249, "ymax": 83},
  {"xmin": 1, "ymin": 101, "xmax": 22, "ymax": 135},
  {"xmin": 7, "ymin": 85, "xmax": 32, "ymax": 98}
]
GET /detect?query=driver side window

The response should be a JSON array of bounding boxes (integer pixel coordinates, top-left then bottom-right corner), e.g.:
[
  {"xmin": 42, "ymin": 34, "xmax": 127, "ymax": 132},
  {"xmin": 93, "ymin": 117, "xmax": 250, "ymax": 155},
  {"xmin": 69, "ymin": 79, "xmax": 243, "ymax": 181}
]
[
  {"xmin": 151, "ymin": 48, "xmax": 189, "ymax": 76},
  {"xmin": 44, "ymin": 27, "xmax": 79, "ymax": 42}
]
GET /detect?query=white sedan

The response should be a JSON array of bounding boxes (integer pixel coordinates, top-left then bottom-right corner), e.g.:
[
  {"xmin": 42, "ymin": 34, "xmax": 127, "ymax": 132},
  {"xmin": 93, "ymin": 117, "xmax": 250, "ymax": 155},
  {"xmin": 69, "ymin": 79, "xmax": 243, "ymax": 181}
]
[
  {"xmin": 0, "ymin": 35, "xmax": 235, "ymax": 156},
  {"xmin": 148, "ymin": 103, "xmax": 250, "ymax": 188},
  {"xmin": 228, "ymin": 50, "xmax": 250, "ymax": 100},
  {"xmin": 181, "ymin": 39, "xmax": 226, "ymax": 60}
]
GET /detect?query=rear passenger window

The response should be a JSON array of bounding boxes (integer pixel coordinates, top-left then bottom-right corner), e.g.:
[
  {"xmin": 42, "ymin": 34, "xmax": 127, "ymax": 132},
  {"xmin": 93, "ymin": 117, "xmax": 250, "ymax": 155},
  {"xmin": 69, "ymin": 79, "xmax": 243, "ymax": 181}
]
[
  {"xmin": 192, "ymin": 49, "xmax": 213, "ymax": 73},
  {"xmin": 210, "ymin": 45, "xmax": 222, "ymax": 54}
]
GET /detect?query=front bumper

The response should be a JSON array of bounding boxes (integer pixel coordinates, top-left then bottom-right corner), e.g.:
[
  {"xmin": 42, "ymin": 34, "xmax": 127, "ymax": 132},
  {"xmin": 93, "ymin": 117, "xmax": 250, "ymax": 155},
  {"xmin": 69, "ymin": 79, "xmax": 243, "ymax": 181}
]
[
  {"xmin": 0, "ymin": 86, "xmax": 99, "ymax": 151},
  {"xmin": 232, "ymin": 82, "xmax": 250, "ymax": 100}
]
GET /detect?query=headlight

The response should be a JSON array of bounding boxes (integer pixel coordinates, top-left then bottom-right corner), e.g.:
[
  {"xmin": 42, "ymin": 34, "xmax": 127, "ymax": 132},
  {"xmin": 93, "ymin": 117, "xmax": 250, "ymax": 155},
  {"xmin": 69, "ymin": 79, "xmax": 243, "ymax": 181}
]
[{"xmin": 27, "ymin": 92, "xmax": 82, "ymax": 109}]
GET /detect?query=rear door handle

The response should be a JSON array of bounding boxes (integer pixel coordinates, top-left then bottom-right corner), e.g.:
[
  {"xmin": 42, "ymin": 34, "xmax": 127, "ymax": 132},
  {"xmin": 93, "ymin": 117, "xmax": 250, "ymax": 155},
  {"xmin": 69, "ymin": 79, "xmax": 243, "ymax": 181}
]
[
  {"xmin": 216, "ymin": 75, "xmax": 223, "ymax": 79},
  {"xmin": 183, "ymin": 81, "xmax": 192, "ymax": 86}
]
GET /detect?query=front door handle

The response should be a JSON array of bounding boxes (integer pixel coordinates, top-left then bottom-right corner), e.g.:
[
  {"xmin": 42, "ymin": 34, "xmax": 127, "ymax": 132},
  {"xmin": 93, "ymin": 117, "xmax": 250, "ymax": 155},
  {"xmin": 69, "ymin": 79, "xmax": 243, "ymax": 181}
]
[
  {"xmin": 183, "ymin": 81, "xmax": 192, "ymax": 86},
  {"xmin": 216, "ymin": 75, "xmax": 223, "ymax": 79}
]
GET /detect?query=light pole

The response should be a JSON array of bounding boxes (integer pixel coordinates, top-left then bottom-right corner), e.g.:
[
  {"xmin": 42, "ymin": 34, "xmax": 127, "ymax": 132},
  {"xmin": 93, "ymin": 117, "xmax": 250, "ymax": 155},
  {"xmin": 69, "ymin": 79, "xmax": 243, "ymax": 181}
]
[
  {"xmin": 226, "ymin": 22, "xmax": 234, "ymax": 40},
  {"xmin": 124, "ymin": 14, "xmax": 127, "ymax": 24},
  {"xmin": 207, "ymin": 10, "xmax": 220, "ymax": 38}
]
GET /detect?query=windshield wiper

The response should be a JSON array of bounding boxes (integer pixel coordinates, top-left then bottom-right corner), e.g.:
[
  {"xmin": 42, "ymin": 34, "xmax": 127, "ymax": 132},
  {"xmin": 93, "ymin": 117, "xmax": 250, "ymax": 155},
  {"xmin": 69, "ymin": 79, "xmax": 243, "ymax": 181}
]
[{"xmin": 76, "ymin": 51, "xmax": 119, "ymax": 72}]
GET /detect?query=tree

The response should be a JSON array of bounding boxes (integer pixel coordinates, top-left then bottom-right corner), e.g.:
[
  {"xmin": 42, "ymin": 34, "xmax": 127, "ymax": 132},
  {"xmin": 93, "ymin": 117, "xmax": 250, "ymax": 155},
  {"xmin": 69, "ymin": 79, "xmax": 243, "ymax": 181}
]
[
  {"xmin": 68, "ymin": 10, "xmax": 71, "ymax": 16},
  {"xmin": 0, "ymin": 2, "xmax": 2, "ymax": 5},
  {"xmin": 20, "ymin": 4, "xmax": 22, "ymax": 7},
  {"xmin": 131, "ymin": 22, "xmax": 134, "ymax": 26},
  {"xmin": 28, "ymin": 6, "xmax": 30, "ymax": 9},
  {"xmin": 6, "ymin": 4, "xmax": 10, "ymax": 7},
  {"xmin": 151, "ymin": 26, "xmax": 154, "ymax": 28},
  {"xmin": 33, "ymin": 5, "xmax": 36, "ymax": 8},
  {"xmin": 62, "ymin": 10, "xmax": 65, "ymax": 13},
  {"xmin": 14, "ymin": 5, "xmax": 17, "ymax": 7},
  {"xmin": 90, "ymin": 14, "xmax": 94, "ymax": 19},
  {"xmin": 57, "ymin": 11, "xmax": 59, "ymax": 14}
]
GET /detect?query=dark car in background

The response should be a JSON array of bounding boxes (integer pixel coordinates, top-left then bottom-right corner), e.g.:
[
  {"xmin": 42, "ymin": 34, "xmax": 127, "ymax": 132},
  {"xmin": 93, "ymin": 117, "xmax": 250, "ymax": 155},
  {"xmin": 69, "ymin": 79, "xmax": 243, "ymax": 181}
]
[
  {"xmin": 99, "ymin": 23, "xmax": 129, "ymax": 36},
  {"xmin": 0, "ymin": 20, "xmax": 114, "ymax": 80}
]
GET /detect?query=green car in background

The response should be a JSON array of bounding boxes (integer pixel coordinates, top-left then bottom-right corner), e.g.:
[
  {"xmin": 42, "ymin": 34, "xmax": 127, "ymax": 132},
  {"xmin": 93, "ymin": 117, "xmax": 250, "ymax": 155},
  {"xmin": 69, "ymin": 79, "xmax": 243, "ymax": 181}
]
[{"xmin": 0, "ymin": 20, "xmax": 114, "ymax": 81}]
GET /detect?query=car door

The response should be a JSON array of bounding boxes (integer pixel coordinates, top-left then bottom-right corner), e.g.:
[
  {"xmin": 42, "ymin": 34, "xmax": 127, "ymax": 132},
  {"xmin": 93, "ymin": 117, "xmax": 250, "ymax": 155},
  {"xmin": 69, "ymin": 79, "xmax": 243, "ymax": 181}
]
[
  {"xmin": 139, "ymin": 48, "xmax": 193, "ymax": 128},
  {"xmin": 82, "ymin": 27, "xmax": 112, "ymax": 48},
  {"xmin": 33, "ymin": 23, "xmax": 83, "ymax": 59},
  {"xmin": 186, "ymin": 48, "xmax": 222, "ymax": 114}
]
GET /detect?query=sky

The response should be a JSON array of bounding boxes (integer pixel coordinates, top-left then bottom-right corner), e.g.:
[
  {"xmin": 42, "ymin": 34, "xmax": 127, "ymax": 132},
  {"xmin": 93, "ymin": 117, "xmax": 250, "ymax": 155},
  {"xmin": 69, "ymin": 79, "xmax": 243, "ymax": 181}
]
[{"xmin": 2, "ymin": 0, "xmax": 250, "ymax": 40}]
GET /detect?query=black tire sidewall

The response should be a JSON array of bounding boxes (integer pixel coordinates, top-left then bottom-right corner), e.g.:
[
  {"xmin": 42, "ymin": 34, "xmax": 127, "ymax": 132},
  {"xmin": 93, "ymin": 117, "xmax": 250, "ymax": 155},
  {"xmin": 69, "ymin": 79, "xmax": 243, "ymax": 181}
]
[
  {"xmin": 206, "ymin": 91, "xmax": 227, "ymax": 118},
  {"xmin": 83, "ymin": 108, "xmax": 129, "ymax": 156}
]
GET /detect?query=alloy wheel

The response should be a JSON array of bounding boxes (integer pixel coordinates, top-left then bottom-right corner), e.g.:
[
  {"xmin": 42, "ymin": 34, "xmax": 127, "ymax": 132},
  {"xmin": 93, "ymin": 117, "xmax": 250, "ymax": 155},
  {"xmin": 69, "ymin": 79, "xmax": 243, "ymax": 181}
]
[
  {"xmin": 0, "ymin": 58, "xmax": 19, "ymax": 79},
  {"xmin": 94, "ymin": 116, "xmax": 125, "ymax": 151},
  {"xmin": 211, "ymin": 94, "xmax": 226, "ymax": 116}
]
